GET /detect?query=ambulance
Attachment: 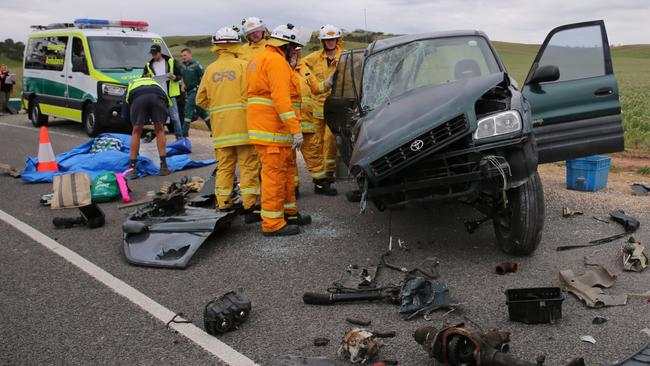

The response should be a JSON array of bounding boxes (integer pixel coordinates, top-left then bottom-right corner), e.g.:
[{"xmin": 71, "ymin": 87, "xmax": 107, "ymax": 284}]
[{"xmin": 22, "ymin": 19, "xmax": 172, "ymax": 136}]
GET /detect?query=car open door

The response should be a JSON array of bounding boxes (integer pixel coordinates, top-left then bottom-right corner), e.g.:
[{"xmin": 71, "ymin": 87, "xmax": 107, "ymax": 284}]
[
  {"xmin": 523, "ymin": 20, "xmax": 623, "ymax": 164},
  {"xmin": 324, "ymin": 49, "xmax": 365, "ymax": 166}
]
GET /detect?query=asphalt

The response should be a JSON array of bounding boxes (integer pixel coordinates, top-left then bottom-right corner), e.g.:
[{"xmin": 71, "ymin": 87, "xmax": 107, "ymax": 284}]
[{"xmin": 0, "ymin": 113, "xmax": 649, "ymax": 366}]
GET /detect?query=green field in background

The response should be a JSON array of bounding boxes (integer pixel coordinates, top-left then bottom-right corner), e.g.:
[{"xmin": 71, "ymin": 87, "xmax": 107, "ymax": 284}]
[{"xmin": 3, "ymin": 35, "xmax": 649, "ymax": 150}]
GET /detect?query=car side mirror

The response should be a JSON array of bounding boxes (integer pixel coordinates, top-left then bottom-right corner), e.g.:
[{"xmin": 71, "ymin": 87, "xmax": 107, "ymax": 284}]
[
  {"xmin": 528, "ymin": 65, "xmax": 559, "ymax": 84},
  {"xmin": 72, "ymin": 57, "xmax": 89, "ymax": 74}
]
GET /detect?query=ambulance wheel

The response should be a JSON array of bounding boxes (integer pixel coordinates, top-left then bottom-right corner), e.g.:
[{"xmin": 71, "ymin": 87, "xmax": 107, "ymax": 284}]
[
  {"xmin": 83, "ymin": 104, "xmax": 101, "ymax": 137},
  {"xmin": 30, "ymin": 98, "xmax": 48, "ymax": 127}
]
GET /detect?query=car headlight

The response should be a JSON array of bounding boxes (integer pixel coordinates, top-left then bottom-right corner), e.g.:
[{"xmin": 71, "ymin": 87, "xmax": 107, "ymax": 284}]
[
  {"xmin": 102, "ymin": 84, "xmax": 126, "ymax": 97},
  {"xmin": 473, "ymin": 110, "xmax": 522, "ymax": 140}
]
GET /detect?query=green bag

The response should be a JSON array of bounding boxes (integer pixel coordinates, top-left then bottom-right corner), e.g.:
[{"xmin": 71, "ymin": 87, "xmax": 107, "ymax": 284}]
[{"xmin": 91, "ymin": 172, "xmax": 119, "ymax": 203}]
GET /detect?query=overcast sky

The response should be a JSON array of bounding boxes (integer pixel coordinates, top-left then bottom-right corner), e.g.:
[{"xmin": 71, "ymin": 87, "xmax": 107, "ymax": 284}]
[{"xmin": 1, "ymin": 0, "xmax": 648, "ymax": 45}]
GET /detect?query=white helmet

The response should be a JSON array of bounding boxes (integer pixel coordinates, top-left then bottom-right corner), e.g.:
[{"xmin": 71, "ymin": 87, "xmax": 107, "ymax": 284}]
[
  {"xmin": 318, "ymin": 24, "xmax": 342, "ymax": 40},
  {"xmin": 270, "ymin": 24, "xmax": 304, "ymax": 46},
  {"xmin": 241, "ymin": 17, "xmax": 267, "ymax": 36},
  {"xmin": 212, "ymin": 27, "xmax": 240, "ymax": 44}
]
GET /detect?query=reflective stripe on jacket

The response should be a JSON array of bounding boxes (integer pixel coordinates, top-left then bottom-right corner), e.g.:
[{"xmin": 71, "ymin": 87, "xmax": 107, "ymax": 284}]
[
  {"xmin": 196, "ymin": 51, "xmax": 250, "ymax": 148},
  {"xmin": 246, "ymin": 45, "xmax": 301, "ymax": 147},
  {"xmin": 126, "ymin": 77, "xmax": 172, "ymax": 106}
]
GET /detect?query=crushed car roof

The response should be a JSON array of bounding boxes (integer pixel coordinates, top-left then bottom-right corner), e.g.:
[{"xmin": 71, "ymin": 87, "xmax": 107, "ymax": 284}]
[{"xmin": 370, "ymin": 30, "xmax": 489, "ymax": 53}]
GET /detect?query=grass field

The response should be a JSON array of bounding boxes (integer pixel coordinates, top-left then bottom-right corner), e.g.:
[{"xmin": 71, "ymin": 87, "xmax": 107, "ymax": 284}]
[{"xmin": 2, "ymin": 35, "xmax": 649, "ymax": 151}]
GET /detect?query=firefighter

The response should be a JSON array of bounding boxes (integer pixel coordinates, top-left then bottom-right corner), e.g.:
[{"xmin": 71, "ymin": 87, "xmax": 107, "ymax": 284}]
[
  {"xmin": 293, "ymin": 48, "xmax": 337, "ymax": 196},
  {"xmin": 239, "ymin": 17, "xmax": 268, "ymax": 62},
  {"xmin": 247, "ymin": 23, "xmax": 312, "ymax": 236},
  {"xmin": 196, "ymin": 27, "xmax": 261, "ymax": 222},
  {"xmin": 303, "ymin": 24, "xmax": 345, "ymax": 179}
]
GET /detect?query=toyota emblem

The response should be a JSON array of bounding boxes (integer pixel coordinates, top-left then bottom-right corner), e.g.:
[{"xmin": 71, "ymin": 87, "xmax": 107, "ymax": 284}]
[{"xmin": 410, "ymin": 139, "xmax": 424, "ymax": 152}]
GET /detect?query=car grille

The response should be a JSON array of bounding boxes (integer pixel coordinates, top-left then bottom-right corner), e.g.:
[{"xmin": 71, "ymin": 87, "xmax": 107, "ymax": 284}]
[{"xmin": 369, "ymin": 114, "xmax": 469, "ymax": 177}]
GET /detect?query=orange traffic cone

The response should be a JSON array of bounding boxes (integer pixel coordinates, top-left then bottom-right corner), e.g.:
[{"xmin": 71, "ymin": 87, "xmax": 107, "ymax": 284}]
[{"xmin": 37, "ymin": 126, "xmax": 58, "ymax": 172}]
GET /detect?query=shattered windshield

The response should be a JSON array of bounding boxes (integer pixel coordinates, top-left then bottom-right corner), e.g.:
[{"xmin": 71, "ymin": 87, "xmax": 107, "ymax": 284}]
[{"xmin": 361, "ymin": 36, "xmax": 501, "ymax": 111}]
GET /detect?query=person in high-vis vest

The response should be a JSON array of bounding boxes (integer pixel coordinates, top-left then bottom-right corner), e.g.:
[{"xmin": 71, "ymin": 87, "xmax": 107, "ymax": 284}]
[
  {"xmin": 293, "ymin": 49, "xmax": 337, "ymax": 196},
  {"xmin": 247, "ymin": 23, "xmax": 312, "ymax": 237},
  {"xmin": 304, "ymin": 24, "xmax": 345, "ymax": 178},
  {"xmin": 121, "ymin": 77, "xmax": 173, "ymax": 179},
  {"xmin": 143, "ymin": 44, "xmax": 183, "ymax": 140},
  {"xmin": 239, "ymin": 17, "xmax": 268, "ymax": 62},
  {"xmin": 196, "ymin": 27, "xmax": 262, "ymax": 223}
]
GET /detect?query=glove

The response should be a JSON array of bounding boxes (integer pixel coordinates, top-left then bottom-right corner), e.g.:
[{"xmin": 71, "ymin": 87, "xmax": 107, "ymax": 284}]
[
  {"xmin": 324, "ymin": 70, "xmax": 339, "ymax": 88},
  {"xmin": 292, "ymin": 133, "xmax": 304, "ymax": 150}
]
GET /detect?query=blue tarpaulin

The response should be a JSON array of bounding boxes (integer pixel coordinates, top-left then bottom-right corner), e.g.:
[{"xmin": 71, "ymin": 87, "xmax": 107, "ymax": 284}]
[{"xmin": 21, "ymin": 133, "xmax": 216, "ymax": 183}]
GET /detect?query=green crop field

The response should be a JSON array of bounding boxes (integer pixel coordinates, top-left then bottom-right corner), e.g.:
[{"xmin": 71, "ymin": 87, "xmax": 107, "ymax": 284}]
[{"xmin": 2, "ymin": 34, "xmax": 649, "ymax": 151}]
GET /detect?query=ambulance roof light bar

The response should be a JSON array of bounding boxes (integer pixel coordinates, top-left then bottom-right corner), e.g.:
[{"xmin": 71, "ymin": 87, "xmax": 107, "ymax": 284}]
[{"xmin": 73, "ymin": 19, "xmax": 149, "ymax": 31}]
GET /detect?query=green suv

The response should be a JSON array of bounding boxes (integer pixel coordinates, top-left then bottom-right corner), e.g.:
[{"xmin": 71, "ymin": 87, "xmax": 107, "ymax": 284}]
[{"xmin": 324, "ymin": 20, "xmax": 623, "ymax": 255}]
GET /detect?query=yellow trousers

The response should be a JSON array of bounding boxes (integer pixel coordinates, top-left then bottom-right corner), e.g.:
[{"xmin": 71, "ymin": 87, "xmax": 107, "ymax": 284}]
[
  {"xmin": 315, "ymin": 118, "xmax": 337, "ymax": 173},
  {"xmin": 298, "ymin": 131, "xmax": 326, "ymax": 183},
  {"xmin": 215, "ymin": 145, "xmax": 260, "ymax": 210}
]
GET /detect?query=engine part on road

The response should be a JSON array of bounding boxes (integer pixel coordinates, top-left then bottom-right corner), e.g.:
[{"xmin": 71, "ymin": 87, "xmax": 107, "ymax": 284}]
[
  {"xmin": 413, "ymin": 323, "xmax": 585, "ymax": 366},
  {"xmin": 495, "ymin": 261, "xmax": 518, "ymax": 275},
  {"xmin": 313, "ymin": 337, "xmax": 330, "ymax": 346},
  {"xmin": 505, "ymin": 287, "xmax": 564, "ymax": 324},
  {"xmin": 338, "ymin": 328, "xmax": 380, "ymax": 364},
  {"xmin": 303, "ymin": 287, "xmax": 400, "ymax": 305},
  {"xmin": 622, "ymin": 238, "xmax": 648, "ymax": 272},
  {"xmin": 343, "ymin": 265, "xmax": 379, "ymax": 289},
  {"xmin": 280, "ymin": 356, "xmax": 335, "ymax": 366},
  {"xmin": 204, "ymin": 290, "xmax": 252, "ymax": 335},
  {"xmin": 346, "ymin": 317, "xmax": 372, "ymax": 327},
  {"xmin": 379, "ymin": 251, "xmax": 439, "ymax": 279},
  {"xmin": 562, "ymin": 207, "xmax": 583, "ymax": 218},
  {"xmin": 559, "ymin": 265, "xmax": 627, "ymax": 308},
  {"xmin": 464, "ymin": 216, "xmax": 491, "ymax": 234},
  {"xmin": 399, "ymin": 277, "xmax": 453, "ymax": 319}
]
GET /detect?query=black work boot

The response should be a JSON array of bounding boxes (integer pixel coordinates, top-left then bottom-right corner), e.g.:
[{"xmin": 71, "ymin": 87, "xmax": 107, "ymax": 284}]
[
  {"xmin": 314, "ymin": 179, "xmax": 338, "ymax": 196},
  {"xmin": 285, "ymin": 212, "xmax": 312, "ymax": 225},
  {"xmin": 244, "ymin": 205, "xmax": 262, "ymax": 224},
  {"xmin": 263, "ymin": 224, "xmax": 300, "ymax": 237}
]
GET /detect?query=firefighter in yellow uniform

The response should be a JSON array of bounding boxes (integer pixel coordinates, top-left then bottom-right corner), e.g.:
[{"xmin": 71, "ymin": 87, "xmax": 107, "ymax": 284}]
[
  {"xmin": 239, "ymin": 17, "xmax": 269, "ymax": 62},
  {"xmin": 247, "ymin": 24, "xmax": 311, "ymax": 237},
  {"xmin": 303, "ymin": 24, "xmax": 345, "ymax": 179},
  {"xmin": 196, "ymin": 27, "xmax": 261, "ymax": 223},
  {"xmin": 293, "ymin": 49, "xmax": 337, "ymax": 196}
]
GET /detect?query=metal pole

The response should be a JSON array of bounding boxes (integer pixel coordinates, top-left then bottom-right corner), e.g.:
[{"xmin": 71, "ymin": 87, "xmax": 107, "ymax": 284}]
[{"xmin": 364, "ymin": 8, "xmax": 368, "ymax": 43}]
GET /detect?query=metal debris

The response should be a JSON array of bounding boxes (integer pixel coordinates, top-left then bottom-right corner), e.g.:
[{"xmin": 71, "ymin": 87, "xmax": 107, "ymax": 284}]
[
  {"xmin": 559, "ymin": 265, "xmax": 627, "ymax": 308},
  {"xmin": 581, "ymin": 335, "xmax": 596, "ymax": 344},
  {"xmin": 622, "ymin": 238, "xmax": 648, "ymax": 272},
  {"xmin": 338, "ymin": 328, "xmax": 380, "ymax": 364},
  {"xmin": 563, "ymin": 207, "xmax": 584, "ymax": 218},
  {"xmin": 313, "ymin": 337, "xmax": 330, "ymax": 347}
]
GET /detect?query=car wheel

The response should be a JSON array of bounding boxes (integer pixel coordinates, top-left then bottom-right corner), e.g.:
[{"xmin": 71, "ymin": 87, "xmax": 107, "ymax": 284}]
[
  {"xmin": 83, "ymin": 104, "xmax": 101, "ymax": 137},
  {"xmin": 493, "ymin": 171, "xmax": 545, "ymax": 256},
  {"xmin": 30, "ymin": 98, "xmax": 48, "ymax": 127}
]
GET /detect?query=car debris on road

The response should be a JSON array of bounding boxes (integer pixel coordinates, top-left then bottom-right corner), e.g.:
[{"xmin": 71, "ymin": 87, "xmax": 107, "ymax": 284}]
[{"xmin": 559, "ymin": 265, "xmax": 628, "ymax": 308}]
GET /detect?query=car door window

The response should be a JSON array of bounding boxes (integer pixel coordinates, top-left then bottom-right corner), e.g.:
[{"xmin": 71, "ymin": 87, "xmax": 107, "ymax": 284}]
[
  {"xmin": 71, "ymin": 37, "xmax": 89, "ymax": 74},
  {"xmin": 536, "ymin": 25, "xmax": 605, "ymax": 82},
  {"xmin": 341, "ymin": 51, "xmax": 364, "ymax": 99}
]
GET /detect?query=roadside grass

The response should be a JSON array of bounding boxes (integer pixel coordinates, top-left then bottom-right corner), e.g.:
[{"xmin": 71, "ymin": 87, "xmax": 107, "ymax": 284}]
[
  {"xmin": 637, "ymin": 166, "xmax": 650, "ymax": 175},
  {"xmin": 2, "ymin": 35, "xmax": 648, "ymax": 152}
]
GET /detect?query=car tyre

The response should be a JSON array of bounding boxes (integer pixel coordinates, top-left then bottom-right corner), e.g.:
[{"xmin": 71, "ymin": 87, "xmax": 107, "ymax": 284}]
[
  {"xmin": 83, "ymin": 103, "xmax": 101, "ymax": 137},
  {"xmin": 30, "ymin": 98, "xmax": 48, "ymax": 127},
  {"xmin": 494, "ymin": 171, "xmax": 544, "ymax": 256}
]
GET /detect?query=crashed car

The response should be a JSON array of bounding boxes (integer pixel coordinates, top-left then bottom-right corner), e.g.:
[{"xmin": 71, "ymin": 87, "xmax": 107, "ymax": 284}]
[{"xmin": 325, "ymin": 20, "xmax": 623, "ymax": 255}]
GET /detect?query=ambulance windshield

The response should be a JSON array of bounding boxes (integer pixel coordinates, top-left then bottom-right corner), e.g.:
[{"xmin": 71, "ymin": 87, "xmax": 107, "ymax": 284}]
[{"xmin": 87, "ymin": 37, "xmax": 170, "ymax": 70}]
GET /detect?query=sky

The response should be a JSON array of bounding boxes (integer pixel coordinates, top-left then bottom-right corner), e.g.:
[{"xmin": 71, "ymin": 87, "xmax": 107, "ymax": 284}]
[{"xmin": 1, "ymin": 0, "xmax": 648, "ymax": 46}]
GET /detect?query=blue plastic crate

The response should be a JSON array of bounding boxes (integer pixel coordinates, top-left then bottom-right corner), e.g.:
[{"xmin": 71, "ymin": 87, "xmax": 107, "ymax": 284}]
[{"xmin": 566, "ymin": 156, "xmax": 611, "ymax": 192}]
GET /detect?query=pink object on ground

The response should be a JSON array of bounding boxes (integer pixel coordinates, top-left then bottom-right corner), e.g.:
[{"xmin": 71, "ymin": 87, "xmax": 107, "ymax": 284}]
[{"xmin": 115, "ymin": 169, "xmax": 132, "ymax": 203}]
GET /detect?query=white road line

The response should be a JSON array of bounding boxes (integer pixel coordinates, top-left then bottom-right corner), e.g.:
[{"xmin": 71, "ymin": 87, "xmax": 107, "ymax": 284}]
[
  {"xmin": 0, "ymin": 121, "xmax": 85, "ymax": 139},
  {"xmin": 0, "ymin": 209, "xmax": 257, "ymax": 366}
]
